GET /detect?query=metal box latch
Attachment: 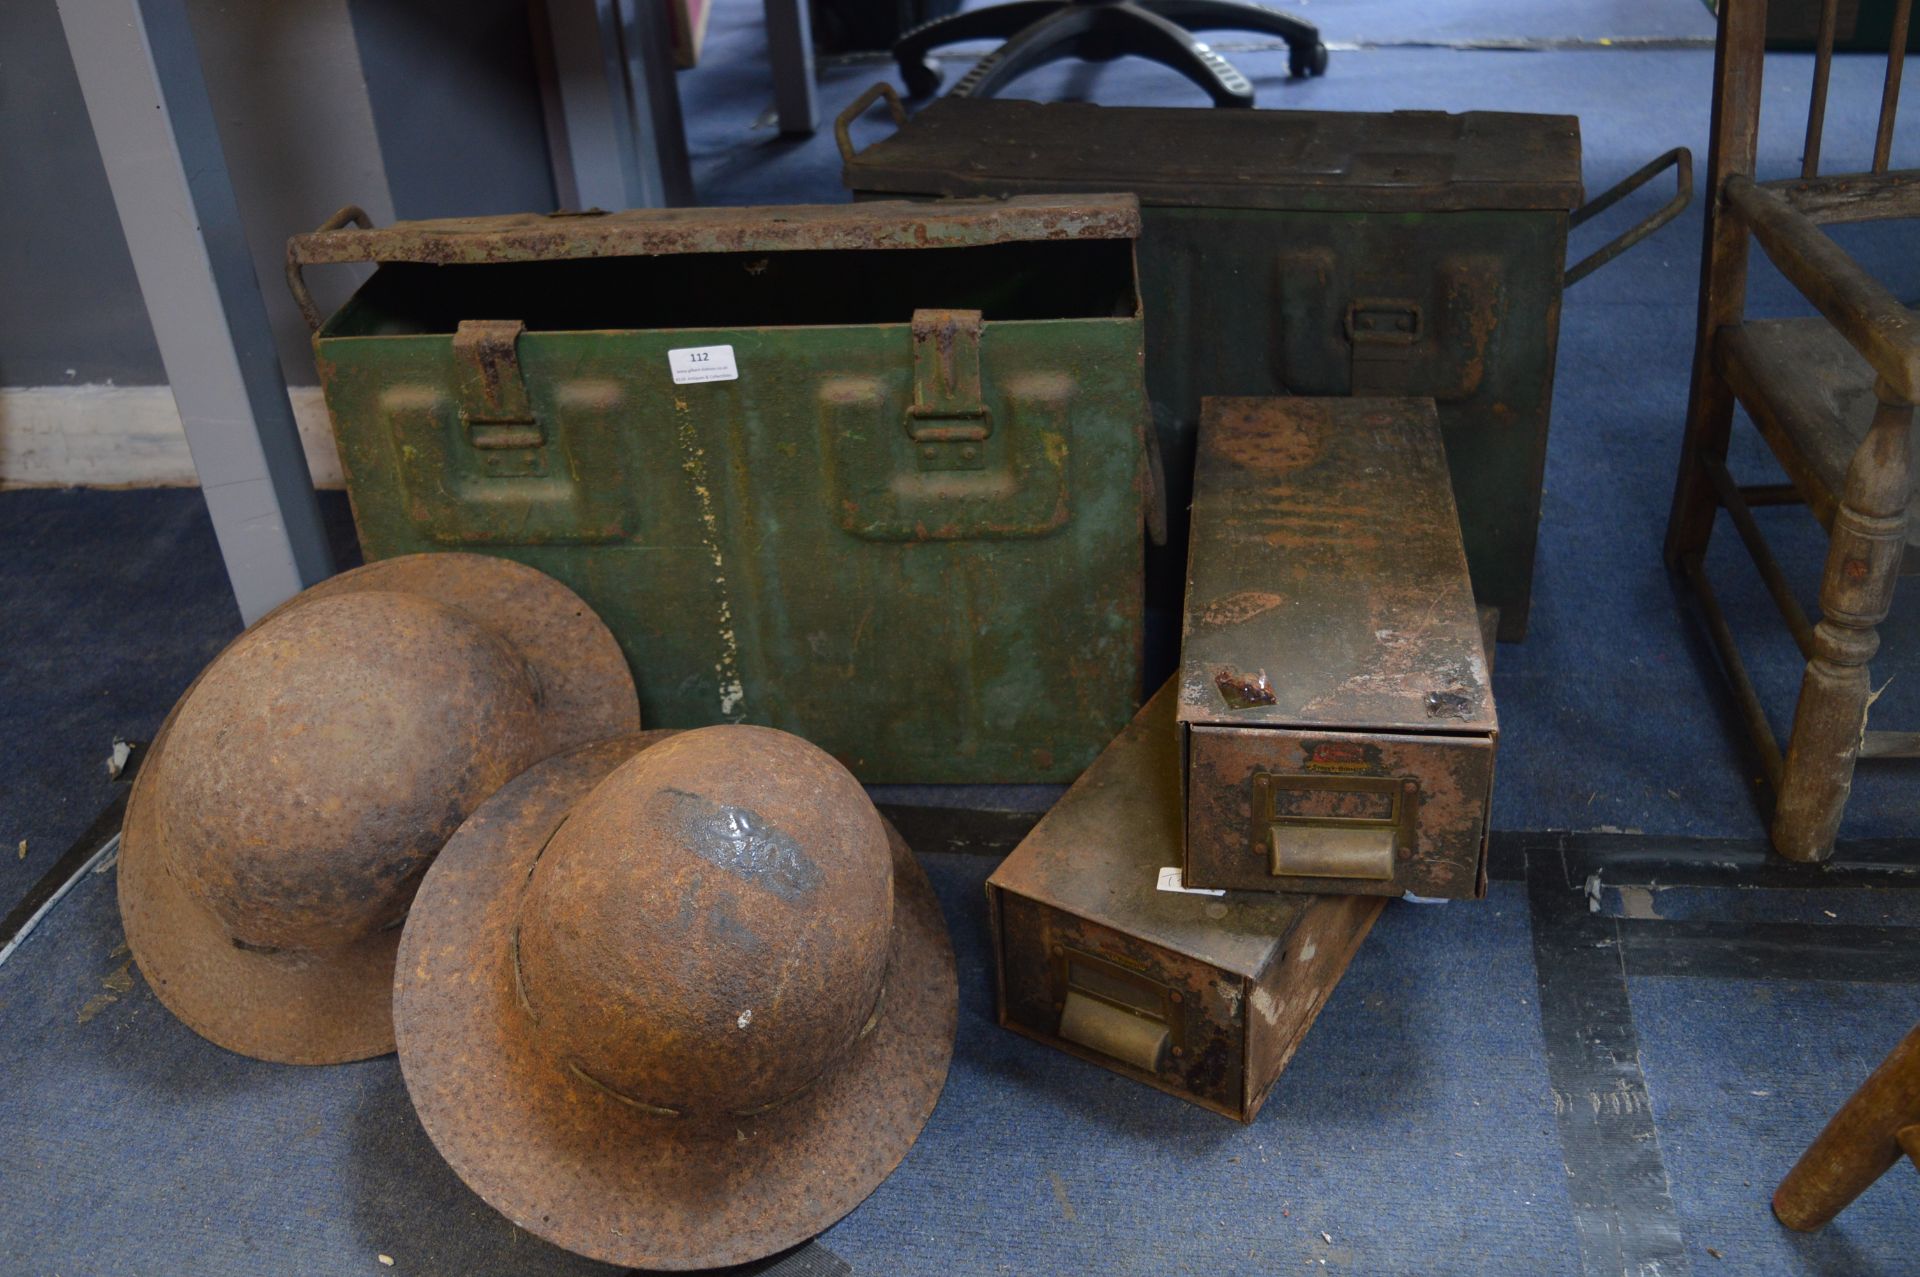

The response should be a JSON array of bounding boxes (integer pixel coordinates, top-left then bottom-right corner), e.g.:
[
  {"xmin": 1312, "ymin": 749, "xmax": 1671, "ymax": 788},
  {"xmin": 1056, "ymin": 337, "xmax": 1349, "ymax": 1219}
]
[
  {"xmin": 905, "ymin": 308, "xmax": 991, "ymax": 472},
  {"xmin": 1256, "ymin": 772, "xmax": 1415, "ymax": 882},
  {"xmin": 1054, "ymin": 947, "xmax": 1181, "ymax": 1074},
  {"xmin": 452, "ymin": 320, "xmax": 545, "ymax": 466},
  {"xmin": 1345, "ymin": 299, "xmax": 1425, "ymax": 394}
]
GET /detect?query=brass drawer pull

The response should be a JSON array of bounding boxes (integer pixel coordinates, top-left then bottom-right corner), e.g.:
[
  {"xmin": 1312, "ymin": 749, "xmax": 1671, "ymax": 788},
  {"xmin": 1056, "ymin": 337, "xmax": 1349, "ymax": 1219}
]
[
  {"xmin": 1052, "ymin": 947, "xmax": 1180, "ymax": 1074},
  {"xmin": 1059, "ymin": 992, "xmax": 1170, "ymax": 1074},
  {"xmin": 1269, "ymin": 824, "xmax": 1397, "ymax": 880}
]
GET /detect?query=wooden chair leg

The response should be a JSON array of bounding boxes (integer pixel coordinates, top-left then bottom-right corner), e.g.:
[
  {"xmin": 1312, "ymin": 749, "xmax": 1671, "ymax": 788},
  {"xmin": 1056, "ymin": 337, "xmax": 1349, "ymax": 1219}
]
[
  {"xmin": 1772, "ymin": 388, "xmax": 1913, "ymax": 860},
  {"xmin": 1664, "ymin": 0, "xmax": 1766, "ymax": 565},
  {"xmin": 1667, "ymin": 374, "xmax": 1738, "ymax": 565},
  {"xmin": 1774, "ymin": 1021, "xmax": 1920, "ymax": 1229}
]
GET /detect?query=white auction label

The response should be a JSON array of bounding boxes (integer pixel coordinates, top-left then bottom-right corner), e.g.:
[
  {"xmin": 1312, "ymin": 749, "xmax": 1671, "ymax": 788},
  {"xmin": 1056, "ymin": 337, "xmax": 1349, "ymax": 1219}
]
[
  {"xmin": 1156, "ymin": 866, "xmax": 1225, "ymax": 897},
  {"xmin": 668, "ymin": 344, "xmax": 739, "ymax": 384}
]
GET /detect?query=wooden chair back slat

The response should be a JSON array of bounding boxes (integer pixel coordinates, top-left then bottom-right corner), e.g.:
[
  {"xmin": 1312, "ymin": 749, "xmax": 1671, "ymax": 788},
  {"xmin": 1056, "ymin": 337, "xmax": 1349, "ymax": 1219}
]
[
  {"xmin": 1803, "ymin": 0, "xmax": 1840, "ymax": 177},
  {"xmin": 1874, "ymin": 0, "xmax": 1914, "ymax": 173}
]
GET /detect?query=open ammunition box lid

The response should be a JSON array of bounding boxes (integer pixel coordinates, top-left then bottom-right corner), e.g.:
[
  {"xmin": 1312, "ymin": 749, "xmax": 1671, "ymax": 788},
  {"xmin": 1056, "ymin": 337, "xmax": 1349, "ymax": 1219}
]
[
  {"xmin": 287, "ymin": 193, "xmax": 1141, "ymax": 269},
  {"xmin": 989, "ymin": 681, "xmax": 1318, "ymax": 976},
  {"xmin": 1178, "ymin": 396, "xmax": 1496, "ymax": 738},
  {"xmin": 843, "ymin": 97, "xmax": 1583, "ymax": 213}
]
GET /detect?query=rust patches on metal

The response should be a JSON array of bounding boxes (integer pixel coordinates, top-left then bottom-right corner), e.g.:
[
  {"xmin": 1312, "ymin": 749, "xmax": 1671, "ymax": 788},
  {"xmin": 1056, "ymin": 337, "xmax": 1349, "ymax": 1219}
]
[
  {"xmin": 393, "ymin": 725, "xmax": 957, "ymax": 1269},
  {"xmin": 1214, "ymin": 666, "xmax": 1278, "ymax": 710},
  {"xmin": 841, "ymin": 96, "xmax": 1585, "ymax": 213},
  {"xmin": 1182, "ymin": 396, "xmax": 1493, "ymax": 733},
  {"xmin": 117, "ymin": 553, "xmax": 638, "ymax": 1066},
  {"xmin": 1178, "ymin": 397, "xmax": 1495, "ymax": 900},
  {"xmin": 1425, "ymin": 687, "xmax": 1477, "ymax": 719},
  {"xmin": 1187, "ymin": 722, "xmax": 1494, "ymax": 899},
  {"xmin": 1207, "ymin": 399, "xmax": 1326, "ymax": 475},
  {"xmin": 512, "ymin": 727, "xmax": 892, "ymax": 1118},
  {"xmin": 287, "ymin": 194, "xmax": 1141, "ymax": 284},
  {"xmin": 1201, "ymin": 589, "xmax": 1285, "ymax": 627},
  {"xmin": 988, "ymin": 684, "xmax": 1382, "ymax": 1122},
  {"xmin": 1300, "ymin": 740, "xmax": 1384, "ymax": 774}
]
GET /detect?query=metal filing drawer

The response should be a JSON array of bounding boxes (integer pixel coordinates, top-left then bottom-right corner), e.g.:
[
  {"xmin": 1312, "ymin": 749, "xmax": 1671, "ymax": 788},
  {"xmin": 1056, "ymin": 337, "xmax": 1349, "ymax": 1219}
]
[
  {"xmin": 290, "ymin": 196, "xmax": 1151, "ymax": 783},
  {"xmin": 1179, "ymin": 397, "xmax": 1498, "ymax": 900},
  {"xmin": 988, "ymin": 680, "xmax": 1383, "ymax": 1122},
  {"xmin": 842, "ymin": 93, "xmax": 1689, "ymax": 640}
]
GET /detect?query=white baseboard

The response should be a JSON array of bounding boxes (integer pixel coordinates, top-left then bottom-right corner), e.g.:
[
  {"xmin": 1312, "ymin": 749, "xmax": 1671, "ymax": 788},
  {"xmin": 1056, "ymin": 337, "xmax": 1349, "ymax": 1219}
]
[{"xmin": 0, "ymin": 385, "xmax": 344, "ymax": 489}]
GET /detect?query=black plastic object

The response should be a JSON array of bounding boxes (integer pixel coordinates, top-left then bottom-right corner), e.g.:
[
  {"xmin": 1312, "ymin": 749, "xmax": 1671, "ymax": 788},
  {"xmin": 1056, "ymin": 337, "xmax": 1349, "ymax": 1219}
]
[
  {"xmin": 893, "ymin": 0, "xmax": 1327, "ymax": 108},
  {"xmin": 815, "ymin": 0, "xmax": 965, "ymax": 54}
]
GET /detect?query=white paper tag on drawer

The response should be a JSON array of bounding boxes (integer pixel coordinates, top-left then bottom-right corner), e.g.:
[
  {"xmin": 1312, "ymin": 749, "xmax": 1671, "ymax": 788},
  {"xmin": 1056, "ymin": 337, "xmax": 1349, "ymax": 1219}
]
[
  {"xmin": 1156, "ymin": 866, "xmax": 1225, "ymax": 897},
  {"xmin": 668, "ymin": 344, "xmax": 739, "ymax": 384}
]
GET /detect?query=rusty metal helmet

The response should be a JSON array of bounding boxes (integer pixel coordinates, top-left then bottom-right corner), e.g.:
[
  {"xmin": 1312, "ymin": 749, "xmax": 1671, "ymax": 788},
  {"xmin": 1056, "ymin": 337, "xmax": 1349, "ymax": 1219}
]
[
  {"xmin": 394, "ymin": 724, "xmax": 957, "ymax": 1271},
  {"xmin": 119, "ymin": 553, "xmax": 639, "ymax": 1066}
]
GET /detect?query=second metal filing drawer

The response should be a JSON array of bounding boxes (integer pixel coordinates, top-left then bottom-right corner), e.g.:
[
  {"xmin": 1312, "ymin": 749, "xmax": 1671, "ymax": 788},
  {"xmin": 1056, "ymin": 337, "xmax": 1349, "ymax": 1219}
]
[
  {"xmin": 842, "ymin": 93, "xmax": 1689, "ymax": 640},
  {"xmin": 290, "ymin": 196, "xmax": 1151, "ymax": 783},
  {"xmin": 989, "ymin": 680, "xmax": 1383, "ymax": 1123},
  {"xmin": 1179, "ymin": 397, "xmax": 1498, "ymax": 900}
]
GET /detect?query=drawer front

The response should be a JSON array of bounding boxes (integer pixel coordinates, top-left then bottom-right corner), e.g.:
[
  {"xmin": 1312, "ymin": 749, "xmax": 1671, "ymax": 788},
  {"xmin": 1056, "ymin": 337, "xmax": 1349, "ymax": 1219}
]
[
  {"xmin": 995, "ymin": 892, "xmax": 1251, "ymax": 1120},
  {"xmin": 1185, "ymin": 725, "xmax": 1495, "ymax": 899}
]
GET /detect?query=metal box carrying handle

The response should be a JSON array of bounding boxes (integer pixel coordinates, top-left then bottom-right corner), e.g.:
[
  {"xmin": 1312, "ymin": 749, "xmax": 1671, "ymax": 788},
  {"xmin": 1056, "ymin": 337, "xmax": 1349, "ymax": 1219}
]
[
  {"xmin": 288, "ymin": 204, "xmax": 373, "ymax": 332},
  {"xmin": 1565, "ymin": 147, "xmax": 1694, "ymax": 286},
  {"xmin": 835, "ymin": 82, "xmax": 909, "ymax": 165}
]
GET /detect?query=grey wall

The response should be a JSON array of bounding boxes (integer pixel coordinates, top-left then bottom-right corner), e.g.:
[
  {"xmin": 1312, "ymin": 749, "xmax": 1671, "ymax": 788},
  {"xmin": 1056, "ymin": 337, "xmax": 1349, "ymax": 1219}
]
[
  {"xmin": 1, "ymin": 0, "xmax": 557, "ymax": 389},
  {"xmin": 0, "ymin": 0, "xmax": 167, "ymax": 386},
  {"xmin": 184, "ymin": 0, "xmax": 399, "ymax": 387},
  {"xmin": 347, "ymin": 0, "xmax": 558, "ymax": 220}
]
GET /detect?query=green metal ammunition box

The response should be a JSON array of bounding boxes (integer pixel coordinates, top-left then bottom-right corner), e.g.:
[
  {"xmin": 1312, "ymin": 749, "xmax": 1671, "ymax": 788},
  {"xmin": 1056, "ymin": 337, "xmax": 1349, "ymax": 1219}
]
[
  {"xmin": 842, "ymin": 95, "xmax": 1689, "ymax": 640},
  {"xmin": 290, "ymin": 196, "xmax": 1151, "ymax": 782},
  {"xmin": 1179, "ymin": 397, "xmax": 1497, "ymax": 901}
]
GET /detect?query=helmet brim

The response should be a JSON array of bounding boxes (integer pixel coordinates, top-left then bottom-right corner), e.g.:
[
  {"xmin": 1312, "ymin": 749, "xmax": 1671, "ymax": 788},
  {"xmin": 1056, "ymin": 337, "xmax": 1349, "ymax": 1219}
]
[
  {"xmin": 118, "ymin": 553, "xmax": 640, "ymax": 1065},
  {"xmin": 393, "ymin": 734, "xmax": 958, "ymax": 1269}
]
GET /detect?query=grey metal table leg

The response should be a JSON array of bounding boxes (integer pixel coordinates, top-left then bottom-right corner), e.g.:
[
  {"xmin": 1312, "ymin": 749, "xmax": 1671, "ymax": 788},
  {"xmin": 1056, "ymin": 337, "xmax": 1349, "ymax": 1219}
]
[
  {"xmin": 535, "ymin": 0, "xmax": 694, "ymax": 209},
  {"xmin": 765, "ymin": 0, "xmax": 820, "ymax": 135},
  {"xmin": 53, "ymin": 0, "xmax": 334, "ymax": 624}
]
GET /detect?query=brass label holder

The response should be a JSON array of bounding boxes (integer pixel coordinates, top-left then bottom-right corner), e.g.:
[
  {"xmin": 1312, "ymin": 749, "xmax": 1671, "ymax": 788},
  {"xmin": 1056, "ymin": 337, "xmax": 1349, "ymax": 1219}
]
[
  {"xmin": 1253, "ymin": 772, "xmax": 1417, "ymax": 882},
  {"xmin": 1051, "ymin": 945, "xmax": 1183, "ymax": 1075}
]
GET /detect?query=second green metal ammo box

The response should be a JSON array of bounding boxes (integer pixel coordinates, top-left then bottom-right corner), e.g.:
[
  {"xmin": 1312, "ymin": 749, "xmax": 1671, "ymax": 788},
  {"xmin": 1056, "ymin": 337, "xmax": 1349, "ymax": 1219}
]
[
  {"xmin": 289, "ymin": 196, "xmax": 1151, "ymax": 783},
  {"xmin": 842, "ymin": 93, "xmax": 1690, "ymax": 640}
]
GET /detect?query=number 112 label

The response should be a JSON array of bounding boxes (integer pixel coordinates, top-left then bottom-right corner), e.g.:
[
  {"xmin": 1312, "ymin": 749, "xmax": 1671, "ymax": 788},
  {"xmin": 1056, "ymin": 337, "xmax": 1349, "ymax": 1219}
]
[{"xmin": 668, "ymin": 344, "xmax": 740, "ymax": 385}]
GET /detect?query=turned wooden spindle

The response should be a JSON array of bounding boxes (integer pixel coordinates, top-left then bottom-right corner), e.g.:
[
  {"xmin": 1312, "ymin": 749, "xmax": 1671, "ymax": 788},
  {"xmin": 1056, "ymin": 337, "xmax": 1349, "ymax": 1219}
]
[{"xmin": 1772, "ymin": 384, "xmax": 1913, "ymax": 860}]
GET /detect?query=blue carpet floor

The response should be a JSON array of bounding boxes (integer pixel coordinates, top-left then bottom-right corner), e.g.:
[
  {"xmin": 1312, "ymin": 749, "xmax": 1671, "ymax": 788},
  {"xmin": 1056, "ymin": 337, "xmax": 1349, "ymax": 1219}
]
[
  {"xmin": 0, "ymin": 488, "xmax": 360, "ymax": 919},
  {"xmin": 4, "ymin": 3, "xmax": 1920, "ymax": 1274},
  {"xmin": 5, "ymin": 837, "xmax": 1918, "ymax": 1276},
  {"xmin": 1630, "ymin": 974, "xmax": 1920, "ymax": 1275}
]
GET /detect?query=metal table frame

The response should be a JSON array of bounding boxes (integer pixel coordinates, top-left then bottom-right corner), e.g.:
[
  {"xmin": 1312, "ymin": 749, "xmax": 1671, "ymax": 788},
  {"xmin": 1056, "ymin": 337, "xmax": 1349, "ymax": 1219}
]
[{"xmin": 54, "ymin": 0, "xmax": 815, "ymax": 624}]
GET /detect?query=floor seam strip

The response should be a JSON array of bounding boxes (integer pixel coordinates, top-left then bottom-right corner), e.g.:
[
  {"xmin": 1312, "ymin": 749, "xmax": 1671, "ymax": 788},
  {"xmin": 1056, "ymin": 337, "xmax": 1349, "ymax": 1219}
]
[{"xmin": 1528, "ymin": 843, "xmax": 1693, "ymax": 1277}]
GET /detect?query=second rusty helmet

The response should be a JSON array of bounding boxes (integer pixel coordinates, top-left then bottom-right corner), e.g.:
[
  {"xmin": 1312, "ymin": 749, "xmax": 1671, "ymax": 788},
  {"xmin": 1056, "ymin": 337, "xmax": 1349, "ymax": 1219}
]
[
  {"xmin": 119, "ymin": 553, "xmax": 639, "ymax": 1066},
  {"xmin": 394, "ymin": 724, "xmax": 958, "ymax": 1270}
]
